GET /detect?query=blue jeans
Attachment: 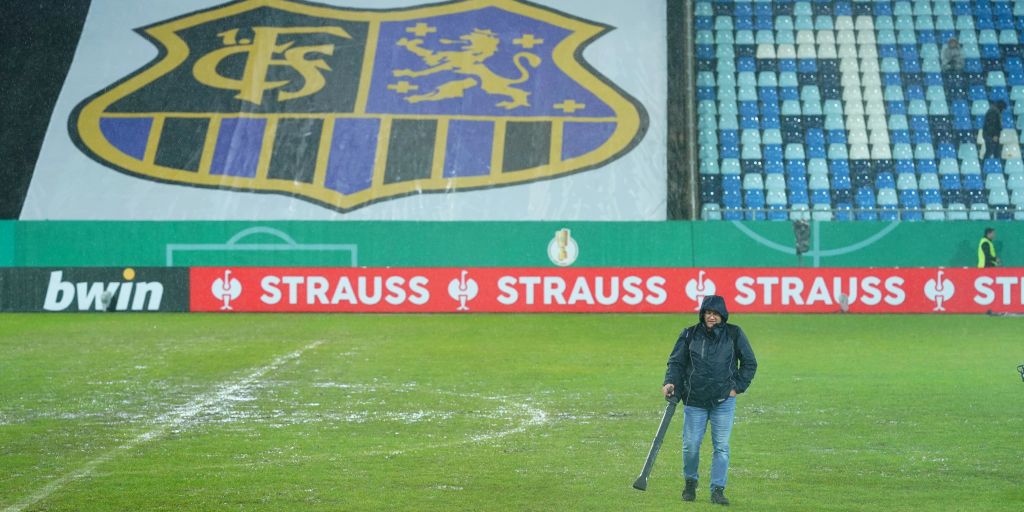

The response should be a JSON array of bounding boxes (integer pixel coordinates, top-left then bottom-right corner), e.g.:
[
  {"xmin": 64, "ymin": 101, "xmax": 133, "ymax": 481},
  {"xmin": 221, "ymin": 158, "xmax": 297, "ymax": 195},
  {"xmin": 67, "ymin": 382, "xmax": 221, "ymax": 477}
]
[{"xmin": 682, "ymin": 397, "xmax": 736, "ymax": 489}]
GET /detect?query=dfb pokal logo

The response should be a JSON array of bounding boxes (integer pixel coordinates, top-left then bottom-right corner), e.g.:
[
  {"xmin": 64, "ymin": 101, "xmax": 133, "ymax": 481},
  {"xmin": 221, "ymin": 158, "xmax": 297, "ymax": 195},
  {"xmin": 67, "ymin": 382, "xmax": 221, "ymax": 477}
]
[
  {"xmin": 448, "ymin": 270, "xmax": 479, "ymax": 311},
  {"xmin": 684, "ymin": 270, "xmax": 716, "ymax": 311},
  {"xmin": 923, "ymin": 269, "xmax": 954, "ymax": 311},
  {"xmin": 547, "ymin": 228, "xmax": 578, "ymax": 267},
  {"xmin": 211, "ymin": 269, "xmax": 242, "ymax": 310}
]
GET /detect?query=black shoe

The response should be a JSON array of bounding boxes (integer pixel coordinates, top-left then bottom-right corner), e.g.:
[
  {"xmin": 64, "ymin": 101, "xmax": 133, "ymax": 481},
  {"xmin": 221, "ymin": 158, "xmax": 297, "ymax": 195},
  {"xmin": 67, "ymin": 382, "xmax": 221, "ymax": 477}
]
[
  {"xmin": 710, "ymin": 486, "xmax": 729, "ymax": 505},
  {"xmin": 681, "ymin": 479, "xmax": 697, "ymax": 501}
]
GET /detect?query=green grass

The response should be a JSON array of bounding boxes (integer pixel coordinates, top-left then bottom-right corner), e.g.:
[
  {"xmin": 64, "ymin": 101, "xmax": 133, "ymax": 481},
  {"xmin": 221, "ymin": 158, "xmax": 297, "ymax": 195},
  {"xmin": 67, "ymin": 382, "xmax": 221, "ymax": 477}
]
[{"xmin": 1, "ymin": 313, "xmax": 1022, "ymax": 511}]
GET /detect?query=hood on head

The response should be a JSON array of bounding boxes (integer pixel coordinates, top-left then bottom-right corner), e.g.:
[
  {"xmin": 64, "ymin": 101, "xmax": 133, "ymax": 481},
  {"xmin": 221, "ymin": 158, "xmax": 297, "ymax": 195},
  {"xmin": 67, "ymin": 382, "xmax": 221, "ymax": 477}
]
[{"xmin": 699, "ymin": 295, "xmax": 729, "ymax": 323}]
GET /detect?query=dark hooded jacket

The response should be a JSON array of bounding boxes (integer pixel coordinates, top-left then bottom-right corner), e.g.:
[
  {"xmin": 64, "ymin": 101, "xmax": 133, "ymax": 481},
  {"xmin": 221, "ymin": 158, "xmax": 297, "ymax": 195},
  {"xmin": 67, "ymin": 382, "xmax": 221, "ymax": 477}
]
[{"xmin": 663, "ymin": 295, "xmax": 758, "ymax": 409}]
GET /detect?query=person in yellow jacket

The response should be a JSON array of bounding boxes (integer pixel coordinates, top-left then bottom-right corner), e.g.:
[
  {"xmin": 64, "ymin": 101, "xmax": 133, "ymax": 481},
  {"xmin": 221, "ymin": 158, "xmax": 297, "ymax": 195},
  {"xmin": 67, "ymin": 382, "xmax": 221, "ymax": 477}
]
[{"xmin": 978, "ymin": 228, "xmax": 1000, "ymax": 268}]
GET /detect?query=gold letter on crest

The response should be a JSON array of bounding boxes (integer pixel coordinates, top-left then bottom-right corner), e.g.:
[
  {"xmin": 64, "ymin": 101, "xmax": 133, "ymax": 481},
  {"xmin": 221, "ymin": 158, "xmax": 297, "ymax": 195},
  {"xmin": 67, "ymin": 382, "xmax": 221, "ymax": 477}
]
[{"xmin": 193, "ymin": 26, "xmax": 351, "ymax": 105}]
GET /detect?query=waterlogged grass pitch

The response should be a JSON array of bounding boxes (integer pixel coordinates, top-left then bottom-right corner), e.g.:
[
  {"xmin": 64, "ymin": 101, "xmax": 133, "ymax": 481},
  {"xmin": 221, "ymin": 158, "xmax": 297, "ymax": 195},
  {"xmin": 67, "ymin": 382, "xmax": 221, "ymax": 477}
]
[{"xmin": 1, "ymin": 313, "xmax": 1022, "ymax": 511}]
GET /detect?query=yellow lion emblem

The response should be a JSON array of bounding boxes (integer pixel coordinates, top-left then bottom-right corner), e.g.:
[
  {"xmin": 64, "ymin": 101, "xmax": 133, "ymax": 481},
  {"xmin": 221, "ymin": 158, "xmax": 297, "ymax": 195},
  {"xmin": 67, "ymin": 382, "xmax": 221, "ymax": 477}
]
[{"xmin": 392, "ymin": 28, "xmax": 541, "ymax": 109}]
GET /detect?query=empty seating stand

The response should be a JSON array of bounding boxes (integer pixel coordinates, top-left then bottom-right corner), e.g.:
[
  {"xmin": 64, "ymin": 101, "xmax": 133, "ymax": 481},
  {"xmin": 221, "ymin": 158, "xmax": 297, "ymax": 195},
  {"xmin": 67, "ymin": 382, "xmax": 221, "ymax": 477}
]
[{"xmin": 696, "ymin": 0, "xmax": 1024, "ymax": 221}]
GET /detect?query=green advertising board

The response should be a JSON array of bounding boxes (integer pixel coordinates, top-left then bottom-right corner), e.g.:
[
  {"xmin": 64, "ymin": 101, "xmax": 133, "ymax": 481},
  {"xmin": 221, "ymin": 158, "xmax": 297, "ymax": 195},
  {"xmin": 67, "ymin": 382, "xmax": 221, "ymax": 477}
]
[{"xmin": 4, "ymin": 220, "xmax": 1018, "ymax": 269}]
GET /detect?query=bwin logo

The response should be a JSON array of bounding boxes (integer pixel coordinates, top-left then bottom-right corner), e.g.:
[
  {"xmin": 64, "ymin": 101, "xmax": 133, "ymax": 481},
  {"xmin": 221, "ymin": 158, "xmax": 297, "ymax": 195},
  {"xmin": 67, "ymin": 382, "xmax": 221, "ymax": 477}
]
[{"xmin": 43, "ymin": 270, "xmax": 164, "ymax": 311}]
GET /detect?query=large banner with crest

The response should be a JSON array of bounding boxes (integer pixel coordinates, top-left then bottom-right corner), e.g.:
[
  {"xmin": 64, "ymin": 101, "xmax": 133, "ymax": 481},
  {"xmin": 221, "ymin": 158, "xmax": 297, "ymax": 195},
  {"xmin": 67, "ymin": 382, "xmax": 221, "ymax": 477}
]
[{"xmin": 22, "ymin": 0, "xmax": 665, "ymax": 220}]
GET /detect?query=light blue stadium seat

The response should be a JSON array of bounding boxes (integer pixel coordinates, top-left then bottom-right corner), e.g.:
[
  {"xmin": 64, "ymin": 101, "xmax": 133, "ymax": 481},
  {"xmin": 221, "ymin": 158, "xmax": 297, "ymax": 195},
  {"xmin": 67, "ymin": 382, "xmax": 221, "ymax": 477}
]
[
  {"xmin": 738, "ymin": 84, "xmax": 758, "ymax": 102},
  {"xmin": 765, "ymin": 173, "xmax": 786, "ymax": 192},
  {"xmin": 758, "ymin": 71, "xmax": 778, "ymax": 88},
  {"xmin": 824, "ymin": 115, "xmax": 845, "ymax": 131},
  {"xmin": 889, "ymin": 115, "xmax": 910, "ymax": 131},
  {"xmin": 699, "ymin": 127, "xmax": 717, "ymax": 144},
  {"xmin": 784, "ymin": 142, "xmax": 806, "ymax": 160},
  {"xmin": 956, "ymin": 15, "xmax": 975, "ymax": 31},
  {"xmin": 741, "ymin": 144, "xmax": 762, "ymax": 160},
  {"xmin": 894, "ymin": 15, "xmax": 914, "ymax": 31},
  {"xmin": 897, "ymin": 173, "xmax": 918, "ymax": 190},
  {"xmin": 961, "ymin": 159, "xmax": 982, "ymax": 175},
  {"xmin": 743, "ymin": 172, "xmax": 765, "ymax": 190},
  {"xmin": 926, "ymin": 85, "xmax": 947, "ymax": 102},
  {"xmin": 781, "ymin": 100, "xmax": 802, "ymax": 116},
  {"xmin": 907, "ymin": 100, "xmax": 929, "ymax": 116},
  {"xmin": 979, "ymin": 29, "xmax": 998, "ymax": 45},
  {"xmin": 1007, "ymin": 173, "xmax": 1024, "ymax": 192},
  {"xmin": 696, "ymin": 100, "xmax": 712, "ymax": 116},
  {"xmin": 1005, "ymin": 159, "xmax": 1024, "ymax": 175},
  {"xmin": 930, "ymin": 100, "xmax": 951, "ymax": 116},
  {"xmin": 999, "ymin": 29, "xmax": 1019, "ymax": 46},
  {"xmin": 919, "ymin": 173, "xmax": 940, "ymax": 190},
  {"xmin": 969, "ymin": 203, "xmax": 991, "ymax": 220},
  {"xmin": 805, "ymin": 157, "xmax": 827, "ymax": 176},
  {"xmin": 721, "ymin": 159, "xmax": 741, "ymax": 175},
  {"xmin": 958, "ymin": 143, "xmax": 980, "ymax": 162},
  {"xmin": 915, "ymin": 143, "xmax": 936, "ymax": 160},
  {"xmin": 700, "ymin": 159, "xmax": 719, "ymax": 175},
  {"xmin": 802, "ymin": 100, "xmax": 823, "ymax": 115},
  {"xmin": 905, "ymin": 28, "xmax": 921, "ymax": 45},
  {"xmin": 916, "ymin": 15, "xmax": 935, "ymax": 31},
  {"xmin": 884, "ymin": 85, "xmax": 905, "ymax": 101},
  {"xmin": 776, "ymin": 15, "xmax": 794, "ymax": 32},
  {"xmin": 741, "ymin": 129, "xmax": 761, "ymax": 147},
  {"xmin": 880, "ymin": 57, "xmax": 901, "ymax": 73},
  {"xmin": 701, "ymin": 203, "xmax": 722, "ymax": 220},
  {"xmin": 827, "ymin": 143, "xmax": 848, "ymax": 160}
]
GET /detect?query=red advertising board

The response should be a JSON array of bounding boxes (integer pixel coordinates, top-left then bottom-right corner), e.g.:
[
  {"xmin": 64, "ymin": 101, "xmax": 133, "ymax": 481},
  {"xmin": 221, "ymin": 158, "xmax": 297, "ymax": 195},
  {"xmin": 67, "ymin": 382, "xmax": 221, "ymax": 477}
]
[{"xmin": 189, "ymin": 267, "xmax": 1024, "ymax": 313}]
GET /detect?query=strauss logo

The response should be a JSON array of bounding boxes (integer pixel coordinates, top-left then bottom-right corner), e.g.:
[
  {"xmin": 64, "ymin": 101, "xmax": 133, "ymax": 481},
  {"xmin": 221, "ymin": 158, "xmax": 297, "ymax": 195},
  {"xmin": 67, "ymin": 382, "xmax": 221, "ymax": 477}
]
[
  {"xmin": 211, "ymin": 270, "xmax": 242, "ymax": 310},
  {"xmin": 923, "ymin": 270, "xmax": 954, "ymax": 311},
  {"xmin": 447, "ymin": 270, "xmax": 479, "ymax": 311},
  {"xmin": 685, "ymin": 270, "xmax": 716, "ymax": 311}
]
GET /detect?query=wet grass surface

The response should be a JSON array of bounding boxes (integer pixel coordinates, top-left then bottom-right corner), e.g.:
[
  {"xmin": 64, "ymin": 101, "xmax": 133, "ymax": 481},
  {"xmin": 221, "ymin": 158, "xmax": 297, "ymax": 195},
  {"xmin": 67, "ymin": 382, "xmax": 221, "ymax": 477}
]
[{"xmin": 1, "ymin": 313, "xmax": 1022, "ymax": 511}]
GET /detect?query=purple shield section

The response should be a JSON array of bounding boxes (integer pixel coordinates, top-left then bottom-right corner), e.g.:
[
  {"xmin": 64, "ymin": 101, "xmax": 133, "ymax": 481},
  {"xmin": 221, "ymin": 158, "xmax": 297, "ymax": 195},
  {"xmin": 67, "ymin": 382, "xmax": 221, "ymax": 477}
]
[
  {"xmin": 367, "ymin": 6, "xmax": 614, "ymax": 118},
  {"xmin": 444, "ymin": 120, "xmax": 493, "ymax": 177},
  {"xmin": 326, "ymin": 118, "xmax": 380, "ymax": 194},
  {"xmin": 100, "ymin": 117, "xmax": 152, "ymax": 160},
  {"xmin": 562, "ymin": 121, "xmax": 616, "ymax": 160},
  {"xmin": 210, "ymin": 118, "xmax": 266, "ymax": 178}
]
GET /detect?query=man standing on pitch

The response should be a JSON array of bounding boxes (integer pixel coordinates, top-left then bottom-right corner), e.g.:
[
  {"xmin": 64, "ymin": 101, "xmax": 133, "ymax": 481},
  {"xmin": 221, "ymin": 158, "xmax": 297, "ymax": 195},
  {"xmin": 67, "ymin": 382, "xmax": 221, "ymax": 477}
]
[{"xmin": 662, "ymin": 295, "xmax": 757, "ymax": 505}]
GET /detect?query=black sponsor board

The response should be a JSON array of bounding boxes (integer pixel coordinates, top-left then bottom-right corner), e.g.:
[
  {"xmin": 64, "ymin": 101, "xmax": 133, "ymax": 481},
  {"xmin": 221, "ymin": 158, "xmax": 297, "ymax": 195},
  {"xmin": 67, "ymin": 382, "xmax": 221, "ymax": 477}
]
[{"xmin": 0, "ymin": 267, "xmax": 189, "ymax": 312}]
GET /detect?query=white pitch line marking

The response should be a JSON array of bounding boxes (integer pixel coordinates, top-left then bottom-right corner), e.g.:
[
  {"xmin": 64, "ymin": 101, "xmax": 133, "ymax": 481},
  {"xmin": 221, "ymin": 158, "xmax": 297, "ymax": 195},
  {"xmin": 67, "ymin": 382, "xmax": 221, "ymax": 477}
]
[
  {"xmin": 366, "ymin": 392, "xmax": 550, "ymax": 458},
  {"xmin": 2, "ymin": 340, "xmax": 324, "ymax": 512}
]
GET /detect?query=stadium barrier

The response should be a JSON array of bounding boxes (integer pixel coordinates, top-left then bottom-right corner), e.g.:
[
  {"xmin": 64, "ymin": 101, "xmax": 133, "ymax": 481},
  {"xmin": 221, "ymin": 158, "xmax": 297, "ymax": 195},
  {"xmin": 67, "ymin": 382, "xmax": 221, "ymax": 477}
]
[
  {"xmin": 2, "ymin": 266, "xmax": 1022, "ymax": 313},
  {"xmin": 1, "ymin": 220, "xmax": 1023, "ymax": 268}
]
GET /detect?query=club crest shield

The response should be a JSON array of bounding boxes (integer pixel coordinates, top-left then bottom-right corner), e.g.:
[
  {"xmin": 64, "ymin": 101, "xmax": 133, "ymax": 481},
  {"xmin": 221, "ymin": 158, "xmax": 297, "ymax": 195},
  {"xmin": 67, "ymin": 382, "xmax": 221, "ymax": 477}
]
[{"xmin": 71, "ymin": 0, "xmax": 648, "ymax": 212}]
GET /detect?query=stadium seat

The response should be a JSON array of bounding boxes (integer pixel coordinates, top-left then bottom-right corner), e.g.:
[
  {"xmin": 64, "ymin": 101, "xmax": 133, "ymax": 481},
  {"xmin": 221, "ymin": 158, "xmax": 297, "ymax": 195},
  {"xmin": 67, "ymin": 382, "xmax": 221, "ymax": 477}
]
[
  {"xmin": 947, "ymin": 202, "xmax": 969, "ymax": 220},
  {"xmin": 969, "ymin": 203, "xmax": 992, "ymax": 220}
]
